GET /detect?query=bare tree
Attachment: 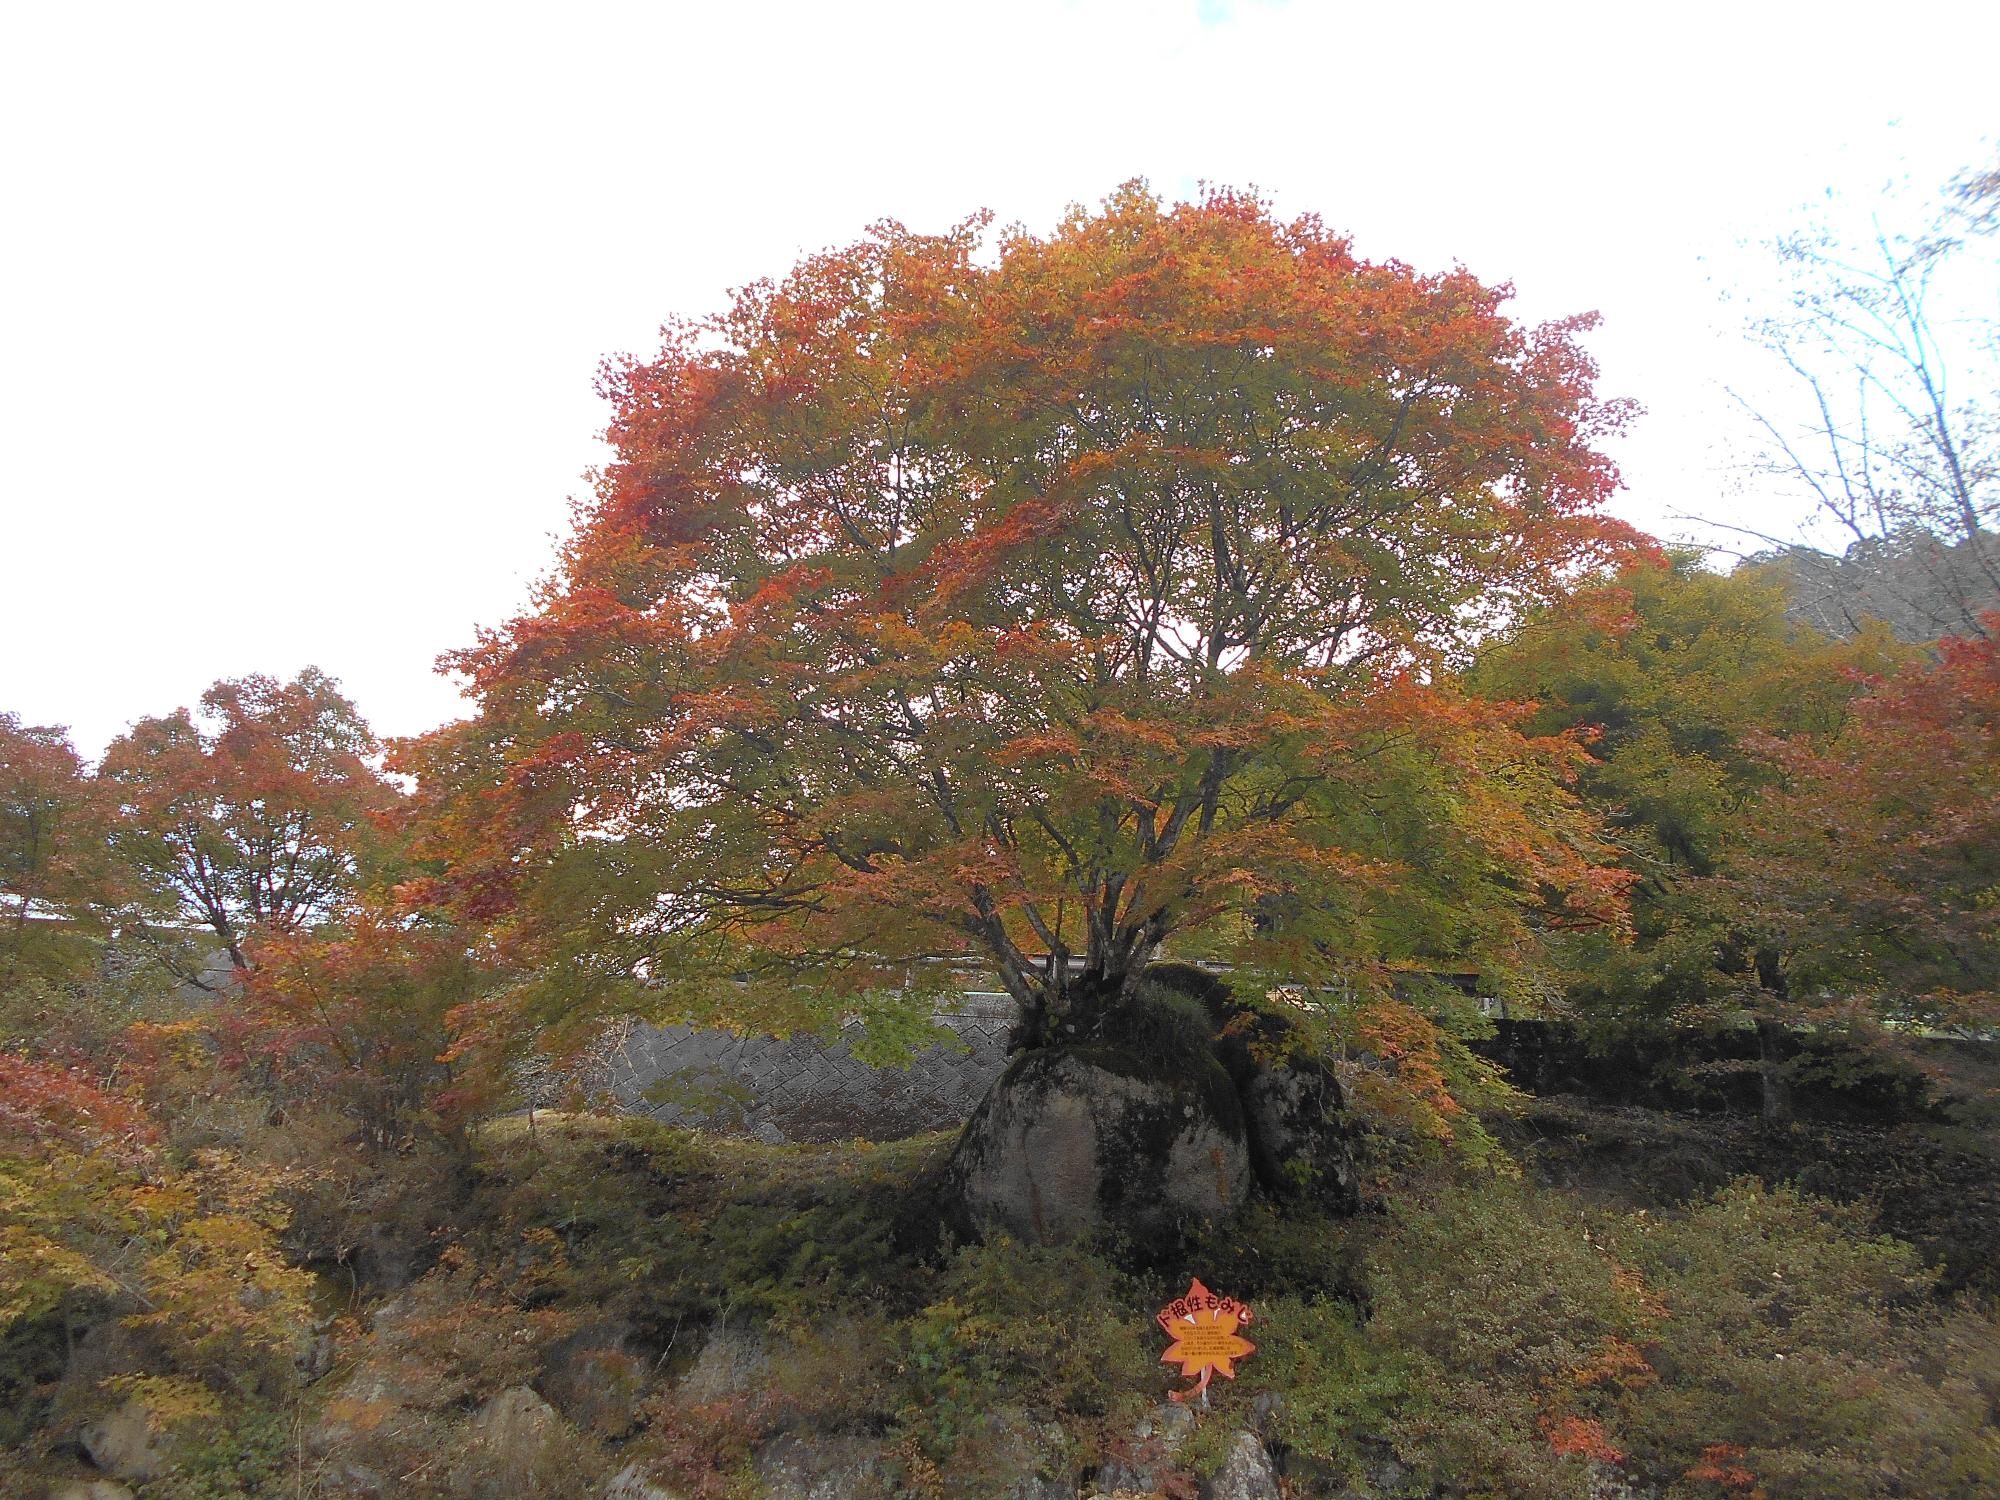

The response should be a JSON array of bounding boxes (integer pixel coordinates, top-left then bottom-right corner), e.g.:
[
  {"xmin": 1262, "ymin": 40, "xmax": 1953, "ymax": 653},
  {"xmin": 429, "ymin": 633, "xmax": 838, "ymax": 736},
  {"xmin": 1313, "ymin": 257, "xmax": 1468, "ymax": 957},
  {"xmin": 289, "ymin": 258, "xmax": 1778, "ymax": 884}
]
[{"xmin": 1727, "ymin": 152, "xmax": 2000, "ymax": 641}]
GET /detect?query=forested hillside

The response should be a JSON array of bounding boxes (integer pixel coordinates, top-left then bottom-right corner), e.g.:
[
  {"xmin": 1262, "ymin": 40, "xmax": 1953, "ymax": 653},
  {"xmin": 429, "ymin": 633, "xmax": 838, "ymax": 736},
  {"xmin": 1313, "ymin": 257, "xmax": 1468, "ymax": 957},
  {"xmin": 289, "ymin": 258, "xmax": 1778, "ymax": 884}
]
[{"xmin": 5, "ymin": 176, "xmax": 1998, "ymax": 1500}]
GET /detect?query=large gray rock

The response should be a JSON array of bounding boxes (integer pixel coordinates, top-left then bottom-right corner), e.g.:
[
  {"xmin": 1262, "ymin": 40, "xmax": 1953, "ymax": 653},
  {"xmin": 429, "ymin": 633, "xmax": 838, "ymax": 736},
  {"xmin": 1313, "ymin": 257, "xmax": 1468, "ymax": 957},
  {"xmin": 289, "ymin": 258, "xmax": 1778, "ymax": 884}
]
[
  {"xmin": 678, "ymin": 1323, "xmax": 771, "ymax": 1402},
  {"xmin": 1093, "ymin": 1401, "xmax": 1194, "ymax": 1496},
  {"xmin": 1132, "ymin": 965, "xmax": 1356, "ymax": 1212},
  {"xmin": 950, "ymin": 1048, "xmax": 1249, "ymax": 1243},
  {"xmin": 1201, "ymin": 1431, "xmax": 1281, "ymax": 1500},
  {"xmin": 294, "ymin": 1327, "xmax": 337, "ymax": 1384},
  {"xmin": 603, "ymin": 1463, "xmax": 684, "ymax": 1500},
  {"xmin": 976, "ymin": 1407, "xmax": 1075, "ymax": 1500},
  {"xmin": 79, "ymin": 1396, "xmax": 168, "ymax": 1482},
  {"xmin": 469, "ymin": 1385, "xmax": 560, "ymax": 1469},
  {"xmin": 543, "ymin": 1323, "xmax": 648, "ymax": 1436},
  {"xmin": 752, "ymin": 1433, "xmax": 888, "ymax": 1500},
  {"xmin": 312, "ymin": 1461, "xmax": 390, "ymax": 1499},
  {"xmin": 308, "ymin": 1366, "xmax": 419, "ymax": 1456}
]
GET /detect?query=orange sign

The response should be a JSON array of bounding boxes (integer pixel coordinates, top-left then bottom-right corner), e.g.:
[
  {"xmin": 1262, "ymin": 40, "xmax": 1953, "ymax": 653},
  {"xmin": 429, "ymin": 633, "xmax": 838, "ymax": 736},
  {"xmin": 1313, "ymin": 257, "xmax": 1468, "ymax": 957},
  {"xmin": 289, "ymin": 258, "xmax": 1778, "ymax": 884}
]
[{"xmin": 1156, "ymin": 1278, "xmax": 1256, "ymax": 1402}]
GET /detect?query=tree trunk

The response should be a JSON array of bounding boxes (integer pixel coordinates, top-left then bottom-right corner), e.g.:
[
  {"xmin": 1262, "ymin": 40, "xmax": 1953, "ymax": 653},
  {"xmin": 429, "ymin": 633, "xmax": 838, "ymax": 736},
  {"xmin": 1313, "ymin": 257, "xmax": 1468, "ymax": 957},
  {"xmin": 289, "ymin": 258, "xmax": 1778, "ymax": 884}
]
[
  {"xmin": 1011, "ymin": 959, "xmax": 1143, "ymax": 1051},
  {"xmin": 1750, "ymin": 948, "xmax": 1794, "ymax": 1126},
  {"xmin": 1756, "ymin": 1017, "xmax": 1793, "ymax": 1126}
]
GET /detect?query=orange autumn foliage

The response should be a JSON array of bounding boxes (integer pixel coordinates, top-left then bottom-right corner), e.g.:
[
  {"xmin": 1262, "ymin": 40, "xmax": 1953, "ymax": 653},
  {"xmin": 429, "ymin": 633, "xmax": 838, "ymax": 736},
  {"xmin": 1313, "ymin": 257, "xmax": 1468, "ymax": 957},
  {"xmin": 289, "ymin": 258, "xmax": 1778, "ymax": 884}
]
[{"xmin": 399, "ymin": 184, "xmax": 1639, "ymax": 1057}]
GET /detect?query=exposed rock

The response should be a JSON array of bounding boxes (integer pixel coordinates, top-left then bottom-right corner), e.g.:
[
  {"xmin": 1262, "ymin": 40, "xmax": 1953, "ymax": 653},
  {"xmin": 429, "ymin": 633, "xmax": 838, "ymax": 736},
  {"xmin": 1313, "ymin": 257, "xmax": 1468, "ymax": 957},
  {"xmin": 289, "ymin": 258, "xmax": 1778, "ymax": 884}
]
[
  {"xmin": 678, "ymin": 1323, "xmax": 771, "ymax": 1402},
  {"xmin": 48, "ymin": 1482, "xmax": 137, "ymax": 1500},
  {"xmin": 1138, "ymin": 1403, "xmax": 1196, "ymax": 1445},
  {"xmin": 79, "ymin": 1396, "xmax": 168, "ymax": 1482},
  {"xmin": 543, "ymin": 1322, "xmax": 648, "ymax": 1435},
  {"xmin": 752, "ymin": 1432, "xmax": 889, "ymax": 1500},
  {"xmin": 308, "ymin": 1366, "xmax": 420, "ymax": 1456},
  {"xmin": 469, "ymin": 1385, "xmax": 560, "ymax": 1469},
  {"xmin": 1246, "ymin": 1390, "xmax": 1285, "ymax": 1440},
  {"xmin": 1201, "ymin": 1431, "xmax": 1280, "ymax": 1500},
  {"xmin": 1367, "ymin": 1455, "xmax": 1409, "ymax": 1494},
  {"xmin": 603, "ymin": 1462, "xmax": 684, "ymax": 1500},
  {"xmin": 312, "ymin": 1461, "xmax": 390, "ymax": 1499},
  {"xmin": 294, "ymin": 1327, "xmax": 337, "ymax": 1384},
  {"xmin": 349, "ymin": 1220, "xmax": 427, "ymax": 1292},
  {"xmin": 1241, "ymin": 1061, "xmax": 1357, "ymax": 1209},
  {"xmin": 1146, "ymin": 964, "xmax": 1356, "ymax": 1212},
  {"xmin": 950, "ymin": 1048, "xmax": 1249, "ymax": 1243},
  {"xmin": 1093, "ymin": 1401, "xmax": 1194, "ymax": 1495},
  {"xmin": 977, "ymin": 1407, "xmax": 1075, "ymax": 1499},
  {"xmin": 1588, "ymin": 1460, "xmax": 1657, "ymax": 1500},
  {"xmin": 367, "ymin": 1294, "xmax": 413, "ymax": 1333}
]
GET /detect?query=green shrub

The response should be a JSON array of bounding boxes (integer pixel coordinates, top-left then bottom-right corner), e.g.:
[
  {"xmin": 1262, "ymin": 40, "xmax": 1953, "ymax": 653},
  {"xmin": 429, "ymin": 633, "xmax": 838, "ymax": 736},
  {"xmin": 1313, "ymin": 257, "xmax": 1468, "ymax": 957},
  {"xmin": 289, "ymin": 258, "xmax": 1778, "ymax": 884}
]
[
  {"xmin": 1348, "ymin": 1173, "xmax": 2000, "ymax": 1500},
  {"xmin": 891, "ymin": 1238, "xmax": 1153, "ymax": 1455},
  {"xmin": 1361, "ymin": 1177, "xmax": 1646, "ymax": 1499},
  {"xmin": 1616, "ymin": 1181, "xmax": 2000, "ymax": 1499}
]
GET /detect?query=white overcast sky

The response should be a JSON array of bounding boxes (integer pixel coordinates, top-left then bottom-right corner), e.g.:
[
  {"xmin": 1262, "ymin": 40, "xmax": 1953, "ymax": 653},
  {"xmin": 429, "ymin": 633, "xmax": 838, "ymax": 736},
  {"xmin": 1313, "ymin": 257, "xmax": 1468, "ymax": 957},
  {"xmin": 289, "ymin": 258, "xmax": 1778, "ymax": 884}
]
[{"xmin": 2, "ymin": 0, "xmax": 1994, "ymax": 756}]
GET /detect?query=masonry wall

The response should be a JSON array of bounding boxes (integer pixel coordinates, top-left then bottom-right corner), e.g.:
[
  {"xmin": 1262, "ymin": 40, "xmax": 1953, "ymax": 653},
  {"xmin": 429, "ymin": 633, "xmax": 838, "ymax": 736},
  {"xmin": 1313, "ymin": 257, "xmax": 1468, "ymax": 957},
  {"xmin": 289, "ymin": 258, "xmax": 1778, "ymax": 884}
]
[{"xmin": 599, "ymin": 994, "xmax": 1018, "ymax": 1143}]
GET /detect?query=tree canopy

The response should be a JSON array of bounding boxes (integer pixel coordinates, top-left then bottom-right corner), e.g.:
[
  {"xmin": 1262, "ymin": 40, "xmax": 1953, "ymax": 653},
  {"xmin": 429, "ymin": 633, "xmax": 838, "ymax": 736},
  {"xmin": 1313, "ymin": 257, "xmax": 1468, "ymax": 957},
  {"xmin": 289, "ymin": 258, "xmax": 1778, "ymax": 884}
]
[
  {"xmin": 404, "ymin": 185, "xmax": 1639, "ymax": 1041},
  {"xmin": 0, "ymin": 715, "xmax": 115, "ymax": 983},
  {"xmin": 1720, "ymin": 622, "xmax": 2000, "ymax": 1034},
  {"xmin": 99, "ymin": 669, "xmax": 395, "ymax": 980},
  {"xmin": 1471, "ymin": 555, "xmax": 1907, "ymax": 1037}
]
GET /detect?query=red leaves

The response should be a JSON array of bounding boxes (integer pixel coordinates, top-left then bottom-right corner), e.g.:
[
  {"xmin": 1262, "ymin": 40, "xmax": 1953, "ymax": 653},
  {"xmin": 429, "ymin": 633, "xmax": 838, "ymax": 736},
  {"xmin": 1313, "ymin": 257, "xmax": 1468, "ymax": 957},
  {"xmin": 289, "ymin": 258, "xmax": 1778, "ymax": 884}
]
[
  {"xmin": 0, "ymin": 1052, "xmax": 154, "ymax": 1166},
  {"xmin": 1725, "ymin": 617, "xmax": 2000, "ymax": 1028},
  {"xmin": 1685, "ymin": 1444, "xmax": 1765, "ymax": 1497},
  {"xmin": 1543, "ymin": 1414, "xmax": 1624, "ymax": 1464}
]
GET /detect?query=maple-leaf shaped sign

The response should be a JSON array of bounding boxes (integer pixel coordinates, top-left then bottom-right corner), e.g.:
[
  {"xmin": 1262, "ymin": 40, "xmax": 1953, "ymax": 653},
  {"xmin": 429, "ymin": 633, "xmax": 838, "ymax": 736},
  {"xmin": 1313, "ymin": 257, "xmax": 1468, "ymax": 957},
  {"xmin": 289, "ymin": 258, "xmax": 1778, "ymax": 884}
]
[{"xmin": 1157, "ymin": 1278, "xmax": 1256, "ymax": 1402}]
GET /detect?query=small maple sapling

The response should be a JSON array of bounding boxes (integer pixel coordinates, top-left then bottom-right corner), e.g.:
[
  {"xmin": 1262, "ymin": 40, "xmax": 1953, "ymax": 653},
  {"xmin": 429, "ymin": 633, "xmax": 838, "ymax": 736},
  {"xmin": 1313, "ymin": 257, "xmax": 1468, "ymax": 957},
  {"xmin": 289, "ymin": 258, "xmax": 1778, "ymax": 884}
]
[{"xmin": 404, "ymin": 184, "xmax": 1639, "ymax": 1054}]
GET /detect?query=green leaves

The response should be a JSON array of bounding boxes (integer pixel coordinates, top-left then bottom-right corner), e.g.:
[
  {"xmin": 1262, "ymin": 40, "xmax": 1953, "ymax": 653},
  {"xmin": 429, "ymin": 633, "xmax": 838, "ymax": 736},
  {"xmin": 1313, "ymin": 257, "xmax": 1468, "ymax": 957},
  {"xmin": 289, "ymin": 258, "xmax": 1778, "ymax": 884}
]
[{"xmin": 409, "ymin": 186, "xmax": 1638, "ymax": 1045}]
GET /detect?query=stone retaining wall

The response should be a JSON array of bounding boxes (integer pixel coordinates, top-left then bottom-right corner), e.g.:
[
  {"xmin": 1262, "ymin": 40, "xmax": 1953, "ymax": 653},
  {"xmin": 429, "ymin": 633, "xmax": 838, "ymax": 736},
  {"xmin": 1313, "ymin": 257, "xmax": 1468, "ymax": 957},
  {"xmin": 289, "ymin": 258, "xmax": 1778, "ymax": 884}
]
[{"xmin": 599, "ymin": 994, "xmax": 1019, "ymax": 1143}]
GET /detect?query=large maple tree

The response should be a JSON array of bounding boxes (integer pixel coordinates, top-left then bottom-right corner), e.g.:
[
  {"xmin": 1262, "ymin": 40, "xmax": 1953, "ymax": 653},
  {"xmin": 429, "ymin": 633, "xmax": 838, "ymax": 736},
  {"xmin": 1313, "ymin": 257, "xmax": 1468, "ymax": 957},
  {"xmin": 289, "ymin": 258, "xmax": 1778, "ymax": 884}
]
[{"xmin": 406, "ymin": 186, "xmax": 1638, "ymax": 1043}]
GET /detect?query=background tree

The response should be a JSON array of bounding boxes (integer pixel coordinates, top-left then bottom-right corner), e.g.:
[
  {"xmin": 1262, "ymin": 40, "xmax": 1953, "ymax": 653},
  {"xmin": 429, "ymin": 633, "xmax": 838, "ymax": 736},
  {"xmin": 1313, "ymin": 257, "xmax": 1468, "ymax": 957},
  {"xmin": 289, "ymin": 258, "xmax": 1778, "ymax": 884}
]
[
  {"xmin": 99, "ymin": 670, "xmax": 397, "ymax": 982},
  {"xmin": 1718, "ymin": 622, "xmax": 2000, "ymax": 1039},
  {"xmin": 1732, "ymin": 150, "xmax": 2000, "ymax": 641},
  {"xmin": 1472, "ymin": 554, "xmax": 1907, "ymax": 1047},
  {"xmin": 0, "ymin": 714, "xmax": 118, "ymax": 983},
  {"xmin": 404, "ymin": 185, "xmax": 1638, "ymax": 1053}
]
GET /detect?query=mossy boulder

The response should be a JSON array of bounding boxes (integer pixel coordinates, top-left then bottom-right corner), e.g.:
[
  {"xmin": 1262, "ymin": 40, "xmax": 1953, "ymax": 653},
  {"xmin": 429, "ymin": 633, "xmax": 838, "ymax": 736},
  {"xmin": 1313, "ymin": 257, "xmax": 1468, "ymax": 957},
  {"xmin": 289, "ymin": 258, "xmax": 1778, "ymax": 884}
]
[
  {"xmin": 1146, "ymin": 964, "xmax": 1356, "ymax": 1210},
  {"xmin": 947, "ymin": 1044, "xmax": 1250, "ymax": 1244},
  {"xmin": 78, "ymin": 1395, "xmax": 169, "ymax": 1483},
  {"xmin": 1239, "ymin": 1062, "xmax": 1357, "ymax": 1211}
]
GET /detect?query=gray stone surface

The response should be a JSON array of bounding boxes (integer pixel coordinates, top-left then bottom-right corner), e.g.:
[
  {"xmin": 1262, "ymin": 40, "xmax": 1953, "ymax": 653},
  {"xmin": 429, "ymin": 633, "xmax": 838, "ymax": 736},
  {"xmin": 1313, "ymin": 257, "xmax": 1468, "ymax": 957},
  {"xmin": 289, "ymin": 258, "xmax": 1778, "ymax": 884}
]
[
  {"xmin": 752, "ymin": 1433, "xmax": 889, "ymax": 1500},
  {"xmin": 603, "ymin": 1463, "xmax": 684, "ymax": 1500},
  {"xmin": 544, "ymin": 1336, "xmax": 648, "ymax": 1436},
  {"xmin": 469, "ymin": 1385, "xmax": 560, "ymax": 1468},
  {"xmin": 1242, "ymin": 1062, "xmax": 1356, "ymax": 1208},
  {"xmin": 1201, "ymin": 1431, "xmax": 1281, "ymax": 1500},
  {"xmin": 982, "ymin": 1407, "xmax": 1076, "ymax": 1500},
  {"xmin": 602, "ymin": 997, "xmax": 1018, "ymax": 1143},
  {"xmin": 677, "ymin": 1324, "xmax": 771, "ymax": 1403},
  {"xmin": 1093, "ymin": 1401, "xmax": 1195, "ymax": 1495},
  {"xmin": 951, "ymin": 1049, "xmax": 1249, "ymax": 1243},
  {"xmin": 79, "ymin": 1396, "xmax": 167, "ymax": 1483}
]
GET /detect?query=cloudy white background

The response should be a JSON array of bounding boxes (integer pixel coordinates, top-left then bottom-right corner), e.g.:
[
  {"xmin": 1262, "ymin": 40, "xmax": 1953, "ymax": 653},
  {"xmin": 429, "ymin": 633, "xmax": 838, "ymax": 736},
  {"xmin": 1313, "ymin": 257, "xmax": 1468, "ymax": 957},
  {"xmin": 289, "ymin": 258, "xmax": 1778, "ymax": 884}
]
[{"xmin": 3, "ymin": 0, "xmax": 1993, "ymax": 755}]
